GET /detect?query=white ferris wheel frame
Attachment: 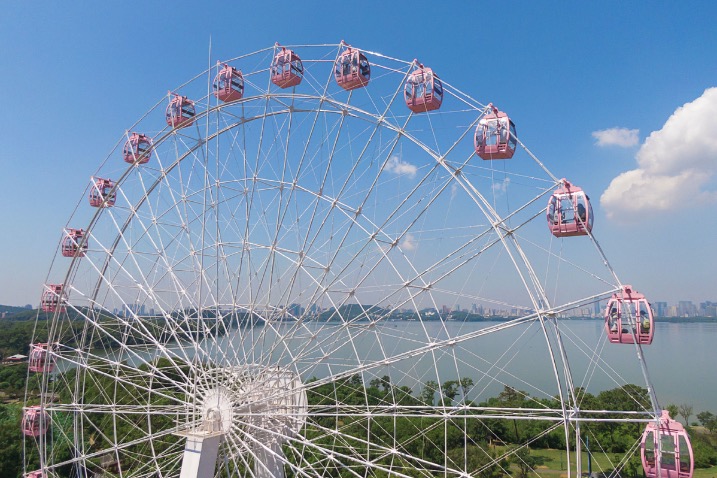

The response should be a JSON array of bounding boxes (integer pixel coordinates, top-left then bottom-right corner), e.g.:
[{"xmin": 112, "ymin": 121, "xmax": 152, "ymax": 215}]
[{"xmin": 25, "ymin": 42, "xmax": 666, "ymax": 478}]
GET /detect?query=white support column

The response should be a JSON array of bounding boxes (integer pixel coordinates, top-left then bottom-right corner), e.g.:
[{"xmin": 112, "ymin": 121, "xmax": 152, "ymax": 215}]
[
  {"xmin": 180, "ymin": 432, "xmax": 223, "ymax": 478},
  {"xmin": 253, "ymin": 441, "xmax": 285, "ymax": 478},
  {"xmin": 179, "ymin": 409, "xmax": 225, "ymax": 478}
]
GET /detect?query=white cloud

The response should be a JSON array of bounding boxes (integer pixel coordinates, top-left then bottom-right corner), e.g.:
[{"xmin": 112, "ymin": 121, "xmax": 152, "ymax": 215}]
[
  {"xmin": 592, "ymin": 127, "xmax": 640, "ymax": 147},
  {"xmin": 492, "ymin": 177, "xmax": 511, "ymax": 194},
  {"xmin": 601, "ymin": 88, "xmax": 717, "ymax": 219},
  {"xmin": 385, "ymin": 155, "xmax": 417, "ymax": 178},
  {"xmin": 400, "ymin": 234, "xmax": 417, "ymax": 251}
]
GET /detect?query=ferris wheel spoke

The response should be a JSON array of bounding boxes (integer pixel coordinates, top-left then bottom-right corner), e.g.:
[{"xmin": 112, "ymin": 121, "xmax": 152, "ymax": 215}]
[
  {"xmin": 296, "ymin": 315, "xmax": 539, "ymax": 391},
  {"xmin": 445, "ymin": 172, "xmax": 579, "ymax": 419},
  {"xmin": 357, "ymin": 187, "xmax": 518, "ymax": 312},
  {"xmin": 89, "ymin": 202, "xmax": 192, "ymax": 316},
  {"xmin": 48, "ymin": 403, "xmax": 188, "ymax": 416},
  {"xmin": 249, "ymin": 422, "xmax": 402, "ymax": 478},
  {"xmin": 258, "ymin": 108, "xmax": 347, "ymax": 323},
  {"xmin": 294, "ymin": 128, "xmax": 412, "ymax": 320},
  {"xmin": 108, "ymin": 169, "xmax": 209, "ymax": 345},
  {"xmin": 295, "ymin": 417, "xmax": 461, "ymax": 477},
  {"xmin": 46, "ymin": 421, "xmax": 186, "ymax": 474},
  {"xmin": 27, "ymin": 44, "xmax": 670, "ymax": 478},
  {"xmin": 519, "ymin": 228, "xmax": 618, "ymax": 293},
  {"xmin": 557, "ymin": 327, "xmax": 652, "ymax": 412},
  {"xmin": 296, "ymin": 71, "xmax": 409, "ymax": 268},
  {"xmin": 318, "ymin": 174, "xmax": 467, "ymax": 319},
  {"xmin": 56, "ymin": 349, "xmax": 194, "ymax": 401}
]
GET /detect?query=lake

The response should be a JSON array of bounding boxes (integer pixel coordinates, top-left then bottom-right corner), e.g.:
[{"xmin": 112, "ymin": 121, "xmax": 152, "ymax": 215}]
[
  {"xmin": 204, "ymin": 318, "xmax": 717, "ymax": 415},
  {"xmin": 77, "ymin": 317, "xmax": 715, "ymax": 416}
]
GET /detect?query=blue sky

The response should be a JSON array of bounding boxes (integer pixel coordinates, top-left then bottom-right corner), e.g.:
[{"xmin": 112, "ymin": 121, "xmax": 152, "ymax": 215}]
[{"xmin": 0, "ymin": 1, "xmax": 716, "ymax": 307}]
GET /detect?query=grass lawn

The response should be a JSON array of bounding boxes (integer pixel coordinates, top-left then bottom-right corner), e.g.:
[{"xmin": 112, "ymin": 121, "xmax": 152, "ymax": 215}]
[
  {"xmin": 694, "ymin": 465, "xmax": 717, "ymax": 478},
  {"xmin": 530, "ymin": 448, "xmax": 625, "ymax": 473},
  {"xmin": 496, "ymin": 447, "xmax": 717, "ymax": 478}
]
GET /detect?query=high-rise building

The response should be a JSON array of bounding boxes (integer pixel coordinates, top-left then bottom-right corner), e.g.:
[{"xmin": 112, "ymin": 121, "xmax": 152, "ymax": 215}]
[
  {"xmin": 288, "ymin": 303, "xmax": 304, "ymax": 318},
  {"xmin": 678, "ymin": 300, "xmax": 696, "ymax": 317},
  {"xmin": 653, "ymin": 302, "xmax": 667, "ymax": 318},
  {"xmin": 700, "ymin": 301, "xmax": 717, "ymax": 317}
]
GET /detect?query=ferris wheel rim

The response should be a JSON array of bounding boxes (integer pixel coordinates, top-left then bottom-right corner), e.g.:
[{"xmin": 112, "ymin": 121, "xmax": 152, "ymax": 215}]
[{"xmin": 23, "ymin": 41, "xmax": 665, "ymax": 478}]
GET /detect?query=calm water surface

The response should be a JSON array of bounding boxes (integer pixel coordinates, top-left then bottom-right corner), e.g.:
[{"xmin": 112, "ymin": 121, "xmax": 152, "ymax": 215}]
[
  {"xmin": 86, "ymin": 319, "xmax": 717, "ymax": 414},
  {"xmin": 212, "ymin": 319, "xmax": 717, "ymax": 414}
]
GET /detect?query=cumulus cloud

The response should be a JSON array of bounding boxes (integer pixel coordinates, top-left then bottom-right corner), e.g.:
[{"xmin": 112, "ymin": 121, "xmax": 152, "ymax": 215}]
[
  {"xmin": 400, "ymin": 234, "xmax": 417, "ymax": 251},
  {"xmin": 601, "ymin": 88, "xmax": 717, "ymax": 219},
  {"xmin": 592, "ymin": 127, "xmax": 640, "ymax": 147},
  {"xmin": 385, "ymin": 155, "xmax": 417, "ymax": 178}
]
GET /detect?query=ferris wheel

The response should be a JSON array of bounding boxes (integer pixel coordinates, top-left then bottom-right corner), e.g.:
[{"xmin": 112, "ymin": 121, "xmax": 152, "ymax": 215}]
[{"xmin": 23, "ymin": 42, "xmax": 693, "ymax": 478}]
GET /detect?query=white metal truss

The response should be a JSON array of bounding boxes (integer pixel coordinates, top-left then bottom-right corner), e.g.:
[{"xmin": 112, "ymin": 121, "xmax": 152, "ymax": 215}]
[{"xmin": 25, "ymin": 43, "xmax": 663, "ymax": 478}]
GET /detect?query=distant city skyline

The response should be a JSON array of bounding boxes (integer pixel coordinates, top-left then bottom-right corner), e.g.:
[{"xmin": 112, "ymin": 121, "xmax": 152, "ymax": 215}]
[
  {"xmin": 442, "ymin": 299, "xmax": 717, "ymax": 319},
  {"xmin": 3, "ymin": 298, "xmax": 716, "ymax": 321}
]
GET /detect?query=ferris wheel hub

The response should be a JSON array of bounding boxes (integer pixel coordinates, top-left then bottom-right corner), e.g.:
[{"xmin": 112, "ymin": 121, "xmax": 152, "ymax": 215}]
[
  {"xmin": 197, "ymin": 365, "xmax": 307, "ymax": 439},
  {"xmin": 176, "ymin": 366, "xmax": 307, "ymax": 478},
  {"xmin": 199, "ymin": 387, "xmax": 233, "ymax": 433}
]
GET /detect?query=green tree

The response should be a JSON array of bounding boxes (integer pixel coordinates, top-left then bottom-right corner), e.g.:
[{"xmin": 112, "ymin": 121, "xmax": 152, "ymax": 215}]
[
  {"xmin": 380, "ymin": 375, "xmax": 391, "ymax": 392},
  {"xmin": 421, "ymin": 380, "xmax": 438, "ymax": 405},
  {"xmin": 494, "ymin": 385, "xmax": 531, "ymax": 443},
  {"xmin": 691, "ymin": 434, "xmax": 717, "ymax": 468},
  {"xmin": 499, "ymin": 386, "xmax": 522, "ymax": 403},
  {"xmin": 621, "ymin": 452, "xmax": 643, "ymax": 478},
  {"xmin": 678, "ymin": 403, "xmax": 694, "ymax": 426},
  {"xmin": 459, "ymin": 377, "xmax": 474, "ymax": 400},
  {"xmin": 0, "ymin": 404, "xmax": 24, "ymax": 478},
  {"xmin": 447, "ymin": 444, "xmax": 509, "ymax": 478},
  {"xmin": 697, "ymin": 411, "xmax": 717, "ymax": 432},
  {"xmin": 589, "ymin": 385, "xmax": 650, "ymax": 453},
  {"xmin": 0, "ymin": 363, "xmax": 29, "ymax": 396},
  {"xmin": 442, "ymin": 380, "xmax": 460, "ymax": 405},
  {"xmin": 511, "ymin": 446, "xmax": 548, "ymax": 478}
]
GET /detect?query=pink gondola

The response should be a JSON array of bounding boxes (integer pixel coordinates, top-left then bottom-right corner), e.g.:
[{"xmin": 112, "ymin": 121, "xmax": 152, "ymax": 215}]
[
  {"xmin": 61, "ymin": 228, "xmax": 87, "ymax": 258},
  {"xmin": 475, "ymin": 104, "xmax": 517, "ymax": 160},
  {"xmin": 335, "ymin": 45, "xmax": 370, "ymax": 91},
  {"xmin": 165, "ymin": 95, "xmax": 195, "ymax": 129},
  {"xmin": 642, "ymin": 410, "xmax": 694, "ymax": 478},
  {"xmin": 41, "ymin": 284, "xmax": 65, "ymax": 313},
  {"xmin": 214, "ymin": 64, "xmax": 244, "ymax": 102},
  {"xmin": 547, "ymin": 180, "xmax": 593, "ymax": 237},
  {"xmin": 271, "ymin": 46, "xmax": 303, "ymax": 89},
  {"xmin": 123, "ymin": 132, "xmax": 152, "ymax": 164},
  {"xmin": 25, "ymin": 471, "xmax": 46, "ymax": 478},
  {"xmin": 22, "ymin": 406, "xmax": 49, "ymax": 437},
  {"xmin": 89, "ymin": 177, "xmax": 116, "ymax": 208},
  {"xmin": 29, "ymin": 343, "xmax": 55, "ymax": 373},
  {"xmin": 605, "ymin": 285, "xmax": 654, "ymax": 345},
  {"xmin": 404, "ymin": 64, "xmax": 443, "ymax": 113}
]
